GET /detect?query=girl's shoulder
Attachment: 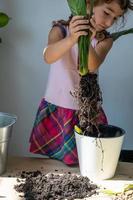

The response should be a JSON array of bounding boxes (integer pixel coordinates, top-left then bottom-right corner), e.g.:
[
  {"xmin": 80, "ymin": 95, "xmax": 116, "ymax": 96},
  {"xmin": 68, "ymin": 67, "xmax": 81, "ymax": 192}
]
[
  {"xmin": 48, "ymin": 22, "xmax": 67, "ymax": 44},
  {"xmin": 51, "ymin": 21, "xmax": 67, "ymax": 38},
  {"xmin": 49, "ymin": 16, "xmax": 71, "ymax": 40}
]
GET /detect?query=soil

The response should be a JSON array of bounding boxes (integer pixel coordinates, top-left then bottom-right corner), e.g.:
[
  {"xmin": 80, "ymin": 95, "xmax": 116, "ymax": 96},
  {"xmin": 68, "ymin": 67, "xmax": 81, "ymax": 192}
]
[{"xmin": 14, "ymin": 171, "xmax": 98, "ymax": 200}]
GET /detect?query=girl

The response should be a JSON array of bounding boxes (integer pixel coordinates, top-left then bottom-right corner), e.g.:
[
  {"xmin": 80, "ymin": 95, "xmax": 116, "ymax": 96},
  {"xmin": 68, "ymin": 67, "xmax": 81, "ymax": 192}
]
[{"xmin": 29, "ymin": 0, "xmax": 133, "ymax": 165}]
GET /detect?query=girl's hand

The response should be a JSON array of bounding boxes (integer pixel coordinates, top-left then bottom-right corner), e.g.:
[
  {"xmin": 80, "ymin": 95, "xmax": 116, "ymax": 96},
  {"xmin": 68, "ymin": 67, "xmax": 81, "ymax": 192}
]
[
  {"xmin": 69, "ymin": 15, "xmax": 90, "ymax": 43},
  {"xmin": 89, "ymin": 15, "xmax": 97, "ymax": 40}
]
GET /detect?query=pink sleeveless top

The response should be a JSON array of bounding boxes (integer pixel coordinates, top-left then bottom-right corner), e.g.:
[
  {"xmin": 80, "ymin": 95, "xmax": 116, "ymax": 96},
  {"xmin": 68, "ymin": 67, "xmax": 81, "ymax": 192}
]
[{"xmin": 44, "ymin": 27, "xmax": 98, "ymax": 110}]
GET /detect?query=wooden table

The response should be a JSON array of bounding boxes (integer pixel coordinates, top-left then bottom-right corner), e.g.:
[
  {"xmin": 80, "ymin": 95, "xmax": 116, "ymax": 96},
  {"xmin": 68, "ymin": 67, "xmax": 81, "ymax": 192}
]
[{"xmin": 0, "ymin": 156, "xmax": 133, "ymax": 200}]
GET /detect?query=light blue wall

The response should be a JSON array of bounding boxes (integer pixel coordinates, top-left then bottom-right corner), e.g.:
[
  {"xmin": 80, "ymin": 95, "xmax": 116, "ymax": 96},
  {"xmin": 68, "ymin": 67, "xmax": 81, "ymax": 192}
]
[{"xmin": 0, "ymin": 0, "xmax": 133, "ymax": 157}]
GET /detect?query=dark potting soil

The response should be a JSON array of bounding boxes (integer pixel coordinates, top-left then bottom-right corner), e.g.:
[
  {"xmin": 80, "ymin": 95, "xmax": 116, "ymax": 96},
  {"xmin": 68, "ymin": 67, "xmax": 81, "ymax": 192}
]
[
  {"xmin": 14, "ymin": 171, "xmax": 98, "ymax": 200},
  {"xmin": 84, "ymin": 124, "xmax": 125, "ymax": 138}
]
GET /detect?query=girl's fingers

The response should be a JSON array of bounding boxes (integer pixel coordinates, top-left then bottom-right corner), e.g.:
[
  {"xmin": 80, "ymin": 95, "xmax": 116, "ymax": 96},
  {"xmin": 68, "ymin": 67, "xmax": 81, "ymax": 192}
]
[
  {"xmin": 74, "ymin": 25, "xmax": 89, "ymax": 32},
  {"xmin": 70, "ymin": 15, "xmax": 84, "ymax": 23},
  {"xmin": 89, "ymin": 17, "xmax": 97, "ymax": 39},
  {"xmin": 69, "ymin": 19, "xmax": 90, "ymax": 33},
  {"xmin": 69, "ymin": 15, "xmax": 97, "ymax": 41},
  {"xmin": 73, "ymin": 19, "xmax": 89, "ymax": 26},
  {"xmin": 77, "ymin": 31, "xmax": 88, "ymax": 37},
  {"xmin": 91, "ymin": 14, "xmax": 95, "ymax": 20},
  {"xmin": 88, "ymin": 25, "xmax": 95, "ymax": 32},
  {"xmin": 88, "ymin": 25, "xmax": 96, "ymax": 39},
  {"xmin": 90, "ymin": 18, "xmax": 96, "ymax": 28}
]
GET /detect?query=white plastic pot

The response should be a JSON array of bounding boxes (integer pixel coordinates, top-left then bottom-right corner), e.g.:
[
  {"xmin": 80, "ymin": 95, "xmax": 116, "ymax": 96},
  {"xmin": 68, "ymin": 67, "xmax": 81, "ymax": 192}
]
[{"xmin": 75, "ymin": 124, "xmax": 125, "ymax": 180}]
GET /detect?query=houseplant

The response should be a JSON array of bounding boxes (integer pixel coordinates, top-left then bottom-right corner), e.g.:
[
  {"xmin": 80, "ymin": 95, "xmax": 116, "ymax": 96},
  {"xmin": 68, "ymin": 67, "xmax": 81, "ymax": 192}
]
[
  {"xmin": 67, "ymin": 0, "xmax": 133, "ymax": 180},
  {"xmin": 0, "ymin": 12, "xmax": 10, "ymax": 43}
]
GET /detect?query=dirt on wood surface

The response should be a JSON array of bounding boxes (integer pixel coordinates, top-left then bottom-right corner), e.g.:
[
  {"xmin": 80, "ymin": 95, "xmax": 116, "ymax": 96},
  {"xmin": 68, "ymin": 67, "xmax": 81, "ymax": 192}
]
[{"xmin": 14, "ymin": 171, "xmax": 98, "ymax": 200}]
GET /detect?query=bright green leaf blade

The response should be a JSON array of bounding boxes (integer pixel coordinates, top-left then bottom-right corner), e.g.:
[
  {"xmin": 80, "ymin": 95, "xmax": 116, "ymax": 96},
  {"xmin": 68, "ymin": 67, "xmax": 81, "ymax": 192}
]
[
  {"xmin": 67, "ymin": 0, "xmax": 87, "ymax": 16},
  {"xmin": 67, "ymin": 0, "xmax": 95, "ymax": 76},
  {"xmin": 101, "ymin": 189, "xmax": 120, "ymax": 196},
  {"xmin": 124, "ymin": 184, "xmax": 133, "ymax": 192},
  {"xmin": 0, "ymin": 12, "xmax": 10, "ymax": 28}
]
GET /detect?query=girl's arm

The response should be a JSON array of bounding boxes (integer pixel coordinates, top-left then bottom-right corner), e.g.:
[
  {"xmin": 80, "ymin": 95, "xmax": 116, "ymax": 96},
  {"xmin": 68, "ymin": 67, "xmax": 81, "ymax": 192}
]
[
  {"xmin": 87, "ymin": 16, "xmax": 113, "ymax": 72},
  {"xmin": 88, "ymin": 37, "xmax": 113, "ymax": 72},
  {"xmin": 44, "ymin": 16, "xmax": 113, "ymax": 70},
  {"xmin": 44, "ymin": 16, "xmax": 89, "ymax": 64},
  {"xmin": 43, "ymin": 26, "xmax": 76, "ymax": 64}
]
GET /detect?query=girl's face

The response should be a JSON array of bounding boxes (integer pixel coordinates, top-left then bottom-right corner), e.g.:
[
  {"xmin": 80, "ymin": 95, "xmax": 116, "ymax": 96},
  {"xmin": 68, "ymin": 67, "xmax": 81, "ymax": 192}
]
[{"xmin": 87, "ymin": 1, "xmax": 124, "ymax": 31}]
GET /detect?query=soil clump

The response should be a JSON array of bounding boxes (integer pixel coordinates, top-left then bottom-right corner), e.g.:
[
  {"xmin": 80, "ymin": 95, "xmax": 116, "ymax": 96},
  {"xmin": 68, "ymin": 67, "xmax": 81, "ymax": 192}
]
[{"xmin": 14, "ymin": 171, "xmax": 98, "ymax": 200}]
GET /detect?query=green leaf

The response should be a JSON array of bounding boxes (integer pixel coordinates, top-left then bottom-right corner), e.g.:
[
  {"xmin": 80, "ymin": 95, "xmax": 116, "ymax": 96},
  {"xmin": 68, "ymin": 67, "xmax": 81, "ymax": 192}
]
[
  {"xmin": 101, "ymin": 189, "xmax": 120, "ymax": 196},
  {"xmin": 111, "ymin": 28, "xmax": 133, "ymax": 41},
  {"xmin": 0, "ymin": 12, "xmax": 10, "ymax": 28},
  {"xmin": 67, "ymin": 0, "xmax": 95, "ymax": 76},
  {"xmin": 123, "ymin": 184, "xmax": 133, "ymax": 192},
  {"xmin": 101, "ymin": 184, "xmax": 133, "ymax": 197},
  {"xmin": 67, "ymin": 0, "xmax": 86, "ymax": 16}
]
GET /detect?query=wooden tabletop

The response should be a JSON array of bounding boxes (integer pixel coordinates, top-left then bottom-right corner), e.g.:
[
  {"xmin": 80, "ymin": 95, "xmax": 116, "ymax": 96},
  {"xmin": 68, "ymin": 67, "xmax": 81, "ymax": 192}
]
[{"xmin": 0, "ymin": 156, "xmax": 133, "ymax": 200}]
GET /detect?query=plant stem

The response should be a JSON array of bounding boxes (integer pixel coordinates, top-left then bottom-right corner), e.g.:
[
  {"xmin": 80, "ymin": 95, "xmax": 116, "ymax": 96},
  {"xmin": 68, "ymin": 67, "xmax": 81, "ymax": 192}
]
[{"xmin": 111, "ymin": 28, "xmax": 133, "ymax": 41}]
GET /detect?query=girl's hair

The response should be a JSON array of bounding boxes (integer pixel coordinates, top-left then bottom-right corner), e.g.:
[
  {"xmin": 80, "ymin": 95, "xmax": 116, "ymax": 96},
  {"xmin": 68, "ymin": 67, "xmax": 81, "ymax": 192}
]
[
  {"xmin": 100, "ymin": 0, "xmax": 133, "ymax": 11},
  {"xmin": 53, "ymin": 0, "xmax": 133, "ymax": 26}
]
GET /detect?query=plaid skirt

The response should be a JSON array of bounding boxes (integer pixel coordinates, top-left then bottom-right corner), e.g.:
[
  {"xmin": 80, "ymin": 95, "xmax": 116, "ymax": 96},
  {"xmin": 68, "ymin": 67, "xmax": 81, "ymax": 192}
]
[{"xmin": 29, "ymin": 98, "xmax": 108, "ymax": 165}]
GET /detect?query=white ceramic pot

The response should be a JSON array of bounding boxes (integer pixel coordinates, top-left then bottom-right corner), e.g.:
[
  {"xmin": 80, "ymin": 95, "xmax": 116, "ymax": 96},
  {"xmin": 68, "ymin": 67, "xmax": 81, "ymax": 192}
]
[{"xmin": 75, "ymin": 124, "xmax": 125, "ymax": 180}]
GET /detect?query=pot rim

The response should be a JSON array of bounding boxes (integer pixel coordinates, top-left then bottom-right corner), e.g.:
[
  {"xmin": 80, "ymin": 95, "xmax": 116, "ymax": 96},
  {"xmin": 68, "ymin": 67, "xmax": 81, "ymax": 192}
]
[
  {"xmin": 75, "ymin": 124, "xmax": 125, "ymax": 139},
  {"xmin": 0, "ymin": 112, "xmax": 17, "ymax": 128}
]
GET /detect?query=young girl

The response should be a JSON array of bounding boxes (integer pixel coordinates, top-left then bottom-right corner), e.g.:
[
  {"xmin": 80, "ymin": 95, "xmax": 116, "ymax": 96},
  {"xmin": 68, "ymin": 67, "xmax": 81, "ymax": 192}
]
[{"xmin": 29, "ymin": 0, "xmax": 133, "ymax": 165}]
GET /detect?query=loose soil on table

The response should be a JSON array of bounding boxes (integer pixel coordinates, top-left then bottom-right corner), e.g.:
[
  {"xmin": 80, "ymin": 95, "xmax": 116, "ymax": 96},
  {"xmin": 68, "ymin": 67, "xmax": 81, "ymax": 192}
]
[{"xmin": 14, "ymin": 171, "xmax": 98, "ymax": 200}]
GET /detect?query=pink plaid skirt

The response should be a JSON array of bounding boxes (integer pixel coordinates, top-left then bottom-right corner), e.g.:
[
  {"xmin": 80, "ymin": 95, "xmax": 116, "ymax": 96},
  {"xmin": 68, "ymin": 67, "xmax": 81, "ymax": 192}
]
[{"xmin": 29, "ymin": 98, "xmax": 108, "ymax": 165}]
